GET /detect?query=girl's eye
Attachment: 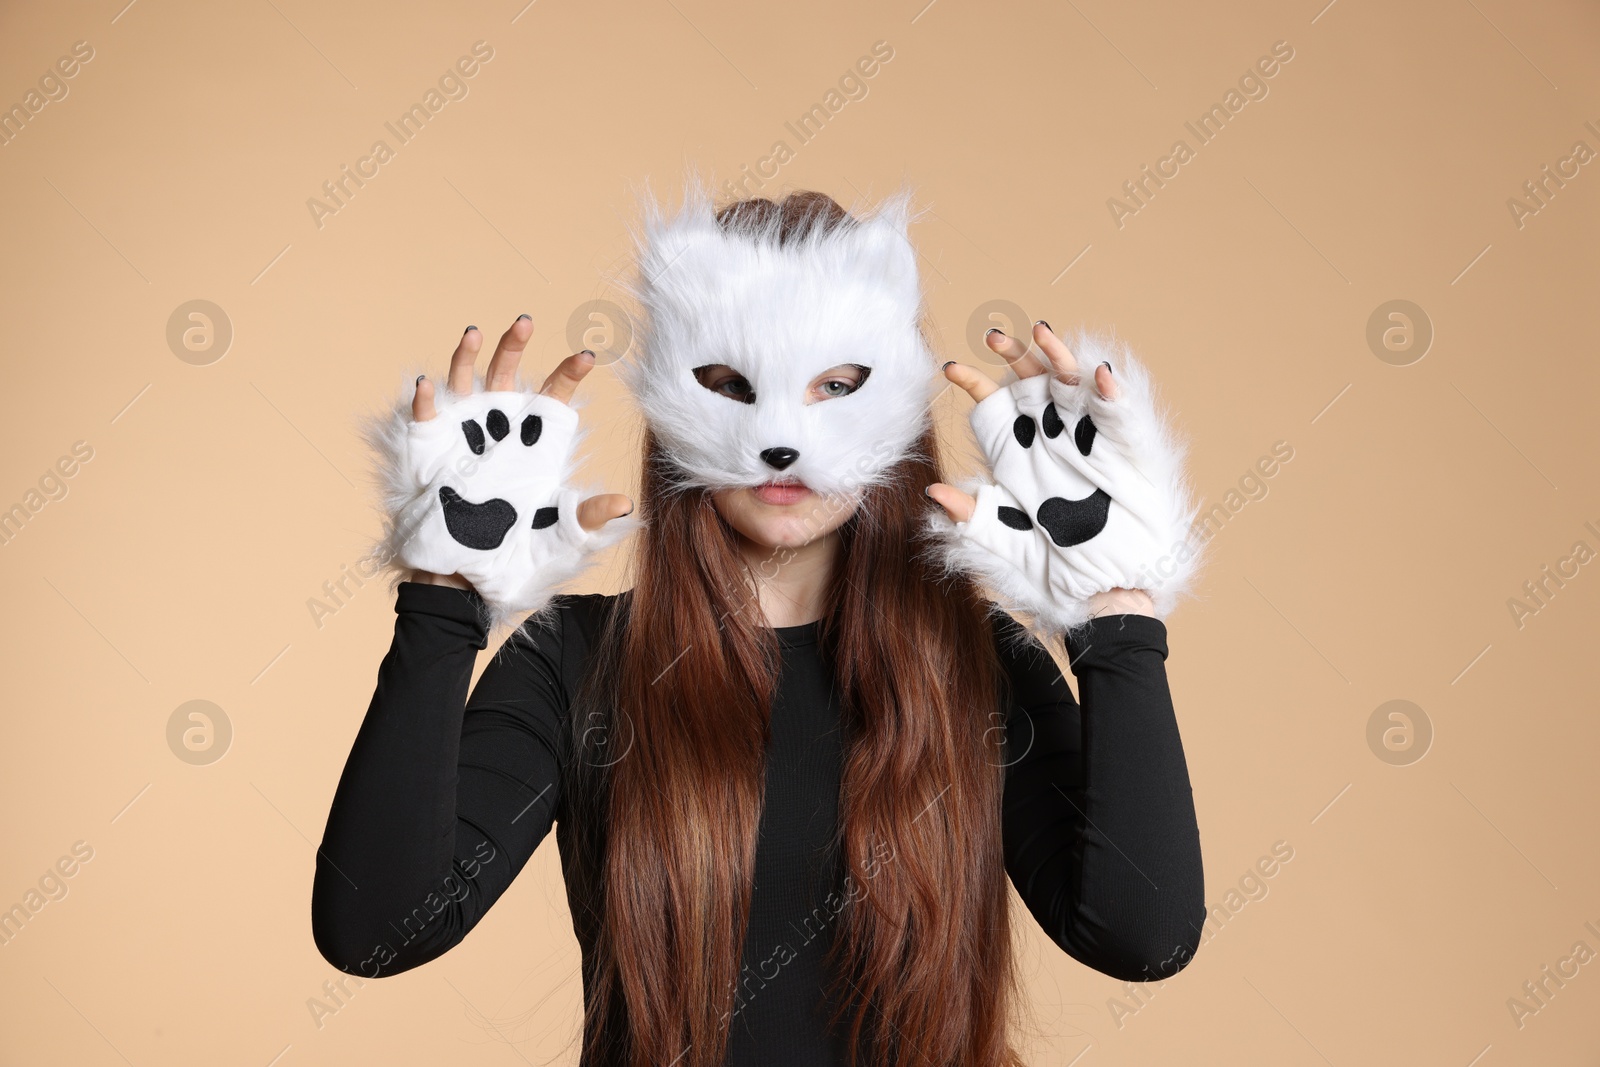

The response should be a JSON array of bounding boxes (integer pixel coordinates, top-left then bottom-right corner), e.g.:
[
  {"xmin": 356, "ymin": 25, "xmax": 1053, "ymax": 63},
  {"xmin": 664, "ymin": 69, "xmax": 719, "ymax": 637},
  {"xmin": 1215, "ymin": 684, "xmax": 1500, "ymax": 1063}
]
[
  {"xmin": 810, "ymin": 364, "xmax": 870, "ymax": 402},
  {"xmin": 692, "ymin": 364, "xmax": 757, "ymax": 404}
]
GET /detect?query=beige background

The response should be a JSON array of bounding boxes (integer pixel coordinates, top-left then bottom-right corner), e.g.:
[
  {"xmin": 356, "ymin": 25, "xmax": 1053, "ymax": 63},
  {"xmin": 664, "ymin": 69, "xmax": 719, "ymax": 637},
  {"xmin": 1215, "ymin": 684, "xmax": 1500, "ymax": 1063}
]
[{"xmin": 1, "ymin": 0, "xmax": 1596, "ymax": 1063}]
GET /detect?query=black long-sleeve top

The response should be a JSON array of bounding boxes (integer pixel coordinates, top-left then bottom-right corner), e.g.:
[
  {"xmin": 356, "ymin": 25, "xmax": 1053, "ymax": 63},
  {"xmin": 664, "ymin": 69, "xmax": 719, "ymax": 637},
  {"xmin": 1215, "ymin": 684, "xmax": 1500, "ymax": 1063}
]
[{"xmin": 311, "ymin": 582, "xmax": 1204, "ymax": 1064}]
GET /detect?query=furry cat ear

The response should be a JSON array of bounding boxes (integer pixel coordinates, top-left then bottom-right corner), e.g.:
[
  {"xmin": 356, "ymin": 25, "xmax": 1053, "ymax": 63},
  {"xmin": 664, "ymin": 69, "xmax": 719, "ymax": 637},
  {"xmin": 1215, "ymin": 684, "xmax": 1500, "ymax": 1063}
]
[
  {"xmin": 843, "ymin": 218, "xmax": 917, "ymax": 308},
  {"xmin": 632, "ymin": 175, "xmax": 721, "ymax": 266},
  {"xmin": 851, "ymin": 191, "xmax": 921, "ymax": 300},
  {"xmin": 635, "ymin": 204, "xmax": 719, "ymax": 286}
]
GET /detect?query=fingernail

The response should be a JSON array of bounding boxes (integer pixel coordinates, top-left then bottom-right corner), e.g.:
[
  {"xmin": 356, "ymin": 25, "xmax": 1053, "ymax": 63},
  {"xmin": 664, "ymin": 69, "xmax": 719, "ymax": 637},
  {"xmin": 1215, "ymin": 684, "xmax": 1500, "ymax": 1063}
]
[
  {"xmin": 579, "ymin": 349, "xmax": 596, "ymax": 360},
  {"xmin": 1100, "ymin": 360, "xmax": 1113, "ymax": 374},
  {"xmin": 923, "ymin": 485, "xmax": 934, "ymax": 498},
  {"xmin": 517, "ymin": 313, "xmax": 532, "ymax": 321},
  {"xmin": 465, "ymin": 325, "xmax": 477, "ymax": 334},
  {"xmin": 1035, "ymin": 320, "xmax": 1051, "ymax": 331},
  {"xmin": 416, "ymin": 374, "xmax": 426, "ymax": 384},
  {"xmin": 941, "ymin": 360, "xmax": 956, "ymax": 370},
  {"xmin": 985, "ymin": 327, "xmax": 1005, "ymax": 337},
  {"xmin": 624, "ymin": 502, "xmax": 635, "ymax": 516}
]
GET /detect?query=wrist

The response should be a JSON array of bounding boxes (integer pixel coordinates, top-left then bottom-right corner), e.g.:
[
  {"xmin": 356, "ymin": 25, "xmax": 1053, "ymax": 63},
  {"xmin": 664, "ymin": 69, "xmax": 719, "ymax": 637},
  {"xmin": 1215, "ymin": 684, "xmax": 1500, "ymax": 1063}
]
[
  {"xmin": 1087, "ymin": 587, "xmax": 1155, "ymax": 619},
  {"xmin": 410, "ymin": 569, "xmax": 474, "ymax": 591}
]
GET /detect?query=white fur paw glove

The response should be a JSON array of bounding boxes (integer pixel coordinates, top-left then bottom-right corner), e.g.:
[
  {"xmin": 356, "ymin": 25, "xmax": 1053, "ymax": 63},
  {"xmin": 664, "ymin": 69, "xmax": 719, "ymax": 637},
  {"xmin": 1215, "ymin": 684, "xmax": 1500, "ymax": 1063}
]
[
  {"xmin": 933, "ymin": 340, "xmax": 1204, "ymax": 635},
  {"xmin": 372, "ymin": 380, "xmax": 629, "ymax": 625}
]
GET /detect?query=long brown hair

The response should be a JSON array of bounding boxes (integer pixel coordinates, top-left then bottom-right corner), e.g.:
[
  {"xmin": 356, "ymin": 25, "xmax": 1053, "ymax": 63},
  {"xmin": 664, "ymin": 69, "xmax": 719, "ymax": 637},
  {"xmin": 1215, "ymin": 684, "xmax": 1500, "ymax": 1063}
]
[{"xmin": 566, "ymin": 191, "xmax": 1023, "ymax": 1067}]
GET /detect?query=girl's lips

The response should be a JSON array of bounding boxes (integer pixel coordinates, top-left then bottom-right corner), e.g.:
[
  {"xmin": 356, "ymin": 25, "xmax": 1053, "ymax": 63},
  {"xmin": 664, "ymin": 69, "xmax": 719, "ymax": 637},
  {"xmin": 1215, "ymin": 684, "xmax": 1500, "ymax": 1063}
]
[{"xmin": 752, "ymin": 481, "xmax": 812, "ymax": 506}]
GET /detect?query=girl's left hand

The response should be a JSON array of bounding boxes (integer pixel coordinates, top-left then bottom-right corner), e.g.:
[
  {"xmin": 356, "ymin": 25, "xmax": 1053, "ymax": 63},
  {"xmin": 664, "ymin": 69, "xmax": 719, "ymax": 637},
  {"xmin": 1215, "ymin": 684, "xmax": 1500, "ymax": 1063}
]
[{"xmin": 926, "ymin": 321, "xmax": 1202, "ymax": 635}]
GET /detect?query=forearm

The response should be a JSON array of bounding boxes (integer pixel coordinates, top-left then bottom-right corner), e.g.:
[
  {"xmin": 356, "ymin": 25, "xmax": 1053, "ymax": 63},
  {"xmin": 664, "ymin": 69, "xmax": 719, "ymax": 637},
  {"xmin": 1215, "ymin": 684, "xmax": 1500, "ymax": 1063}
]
[
  {"xmin": 1065, "ymin": 614, "xmax": 1204, "ymax": 977},
  {"xmin": 311, "ymin": 583, "xmax": 493, "ymax": 975}
]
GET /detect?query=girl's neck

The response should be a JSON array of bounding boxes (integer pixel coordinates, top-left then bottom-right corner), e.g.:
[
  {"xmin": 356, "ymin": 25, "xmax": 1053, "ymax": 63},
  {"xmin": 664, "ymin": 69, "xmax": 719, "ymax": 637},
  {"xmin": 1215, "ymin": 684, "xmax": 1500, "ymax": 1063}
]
[{"xmin": 739, "ymin": 531, "xmax": 839, "ymax": 628}]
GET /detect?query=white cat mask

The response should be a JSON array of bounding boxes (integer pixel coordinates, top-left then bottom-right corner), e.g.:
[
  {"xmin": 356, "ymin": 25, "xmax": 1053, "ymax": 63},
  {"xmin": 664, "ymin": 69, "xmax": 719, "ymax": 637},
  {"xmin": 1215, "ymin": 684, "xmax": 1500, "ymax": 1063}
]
[{"xmin": 618, "ymin": 184, "xmax": 940, "ymax": 499}]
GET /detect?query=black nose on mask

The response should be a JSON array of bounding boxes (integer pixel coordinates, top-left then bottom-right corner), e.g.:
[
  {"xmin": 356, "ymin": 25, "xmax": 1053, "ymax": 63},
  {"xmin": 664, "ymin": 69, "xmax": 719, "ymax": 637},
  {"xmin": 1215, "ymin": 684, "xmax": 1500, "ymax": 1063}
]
[{"xmin": 760, "ymin": 447, "xmax": 799, "ymax": 471}]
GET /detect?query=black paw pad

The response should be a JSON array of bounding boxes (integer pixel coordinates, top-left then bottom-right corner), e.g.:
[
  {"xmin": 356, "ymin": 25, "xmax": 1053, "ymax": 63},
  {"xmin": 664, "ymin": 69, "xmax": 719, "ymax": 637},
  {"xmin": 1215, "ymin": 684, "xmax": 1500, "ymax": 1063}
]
[
  {"xmin": 440, "ymin": 486, "xmax": 517, "ymax": 549},
  {"xmin": 1042, "ymin": 403, "xmax": 1064, "ymax": 439},
  {"xmin": 998, "ymin": 506, "xmax": 1034, "ymax": 531},
  {"xmin": 1012, "ymin": 415, "xmax": 1035, "ymax": 448},
  {"xmin": 530, "ymin": 506, "xmax": 559, "ymax": 530},
  {"xmin": 461, "ymin": 419, "xmax": 486, "ymax": 456},
  {"xmin": 521, "ymin": 414, "xmax": 543, "ymax": 446},
  {"xmin": 1036, "ymin": 490, "xmax": 1112, "ymax": 548},
  {"xmin": 1074, "ymin": 415, "xmax": 1097, "ymax": 457},
  {"xmin": 486, "ymin": 408, "xmax": 510, "ymax": 441}
]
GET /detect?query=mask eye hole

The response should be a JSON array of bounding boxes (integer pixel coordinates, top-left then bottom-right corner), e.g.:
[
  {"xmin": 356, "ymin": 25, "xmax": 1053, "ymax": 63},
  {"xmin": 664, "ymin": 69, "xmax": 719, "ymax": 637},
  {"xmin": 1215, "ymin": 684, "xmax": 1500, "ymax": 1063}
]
[
  {"xmin": 808, "ymin": 363, "xmax": 871, "ymax": 403},
  {"xmin": 692, "ymin": 364, "xmax": 756, "ymax": 405}
]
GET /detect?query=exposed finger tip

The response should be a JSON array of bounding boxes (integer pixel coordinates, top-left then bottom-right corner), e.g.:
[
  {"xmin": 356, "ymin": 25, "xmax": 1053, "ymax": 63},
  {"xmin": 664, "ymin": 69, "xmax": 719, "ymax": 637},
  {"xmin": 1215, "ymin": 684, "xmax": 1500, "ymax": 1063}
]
[
  {"xmin": 949, "ymin": 363, "xmax": 983, "ymax": 383},
  {"xmin": 1095, "ymin": 361, "xmax": 1119, "ymax": 398}
]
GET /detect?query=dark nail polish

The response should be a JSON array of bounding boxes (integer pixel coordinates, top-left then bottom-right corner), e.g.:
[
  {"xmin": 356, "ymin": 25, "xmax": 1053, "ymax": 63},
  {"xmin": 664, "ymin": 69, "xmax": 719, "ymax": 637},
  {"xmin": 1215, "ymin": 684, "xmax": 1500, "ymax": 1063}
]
[
  {"xmin": 517, "ymin": 313, "xmax": 531, "ymax": 321},
  {"xmin": 923, "ymin": 485, "xmax": 933, "ymax": 498},
  {"xmin": 1035, "ymin": 320, "xmax": 1051, "ymax": 331},
  {"xmin": 416, "ymin": 374, "xmax": 426, "ymax": 383},
  {"xmin": 465, "ymin": 325, "xmax": 477, "ymax": 333},
  {"xmin": 579, "ymin": 349, "xmax": 596, "ymax": 358},
  {"xmin": 985, "ymin": 327, "xmax": 1005, "ymax": 337},
  {"xmin": 1100, "ymin": 360, "xmax": 1113, "ymax": 374},
  {"xmin": 942, "ymin": 360, "xmax": 956, "ymax": 370}
]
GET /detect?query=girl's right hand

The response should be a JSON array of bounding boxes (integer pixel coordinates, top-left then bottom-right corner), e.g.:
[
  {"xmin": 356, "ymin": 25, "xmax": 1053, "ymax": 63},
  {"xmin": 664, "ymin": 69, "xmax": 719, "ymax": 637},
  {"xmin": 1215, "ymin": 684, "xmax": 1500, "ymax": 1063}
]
[{"xmin": 385, "ymin": 315, "xmax": 635, "ymax": 618}]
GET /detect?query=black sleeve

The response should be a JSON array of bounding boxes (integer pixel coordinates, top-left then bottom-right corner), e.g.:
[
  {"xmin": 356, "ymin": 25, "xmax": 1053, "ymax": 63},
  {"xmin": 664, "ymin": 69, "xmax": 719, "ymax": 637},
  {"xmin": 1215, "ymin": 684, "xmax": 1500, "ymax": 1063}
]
[
  {"xmin": 310, "ymin": 581, "xmax": 575, "ymax": 978},
  {"xmin": 998, "ymin": 611, "xmax": 1205, "ymax": 981}
]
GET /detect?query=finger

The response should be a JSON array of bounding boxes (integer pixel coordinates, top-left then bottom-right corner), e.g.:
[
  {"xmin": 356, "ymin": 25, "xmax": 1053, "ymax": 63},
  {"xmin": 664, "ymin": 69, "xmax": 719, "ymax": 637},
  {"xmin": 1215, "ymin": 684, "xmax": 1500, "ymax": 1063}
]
[
  {"xmin": 926, "ymin": 482, "xmax": 976, "ymax": 523},
  {"xmin": 984, "ymin": 328, "xmax": 1046, "ymax": 378},
  {"xmin": 577, "ymin": 492, "xmax": 634, "ymax": 532},
  {"xmin": 447, "ymin": 326, "xmax": 483, "ymax": 394},
  {"xmin": 539, "ymin": 350, "xmax": 597, "ymax": 404},
  {"xmin": 942, "ymin": 361, "xmax": 998, "ymax": 404},
  {"xmin": 1033, "ymin": 321, "xmax": 1082, "ymax": 383},
  {"xmin": 412, "ymin": 375, "xmax": 437, "ymax": 422},
  {"xmin": 485, "ymin": 314, "xmax": 533, "ymax": 391},
  {"xmin": 1094, "ymin": 361, "xmax": 1120, "ymax": 401}
]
